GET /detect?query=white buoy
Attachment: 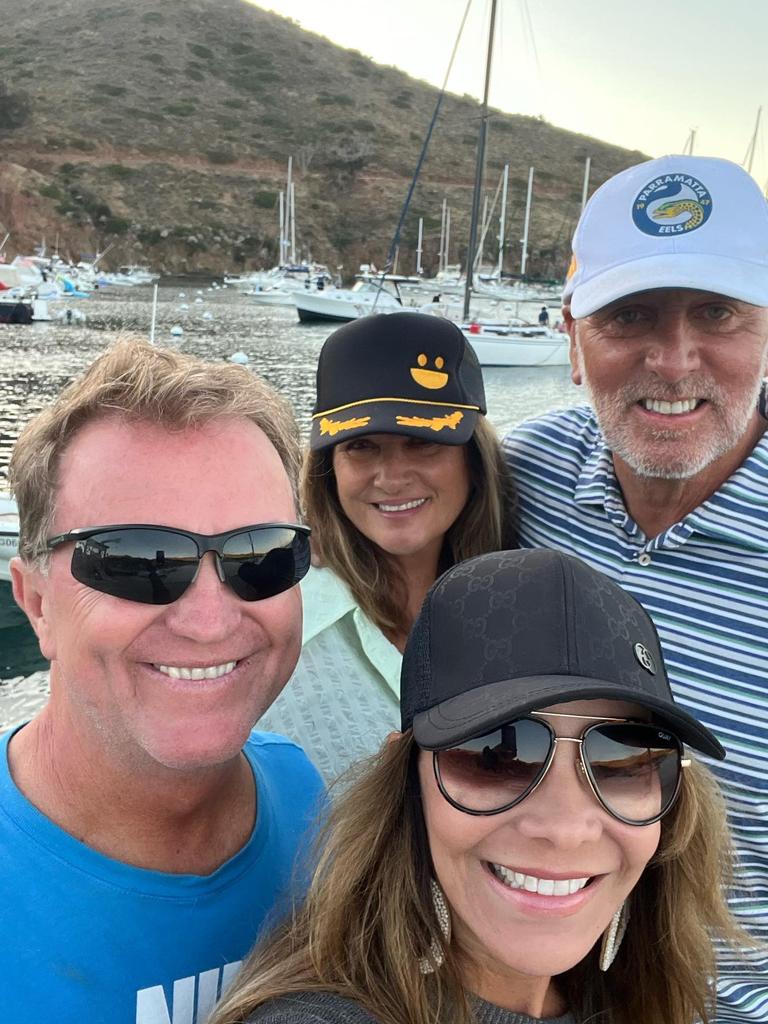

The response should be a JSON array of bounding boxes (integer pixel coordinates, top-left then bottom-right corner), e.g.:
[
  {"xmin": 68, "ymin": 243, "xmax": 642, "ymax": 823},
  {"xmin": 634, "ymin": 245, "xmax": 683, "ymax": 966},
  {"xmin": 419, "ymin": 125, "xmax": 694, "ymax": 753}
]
[
  {"xmin": 178, "ymin": 291, "xmax": 186, "ymax": 298},
  {"xmin": 229, "ymin": 351, "xmax": 249, "ymax": 364},
  {"xmin": 194, "ymin": 297, "xmax": 204, "ymax": 304},
  {"xmin": 196, "ymin": 289, "xmax": 203, "ymax": 296},
  {"xmin": 202, "ymin": 311, "xmax": 213, "ymax": 320},
  {"xmin": 179, "ymin": 303, "xmax": 189, "ymax": 311},
  {"xmin": 170, "ymin": 325, "xmax": 184, "ymax": 337}
]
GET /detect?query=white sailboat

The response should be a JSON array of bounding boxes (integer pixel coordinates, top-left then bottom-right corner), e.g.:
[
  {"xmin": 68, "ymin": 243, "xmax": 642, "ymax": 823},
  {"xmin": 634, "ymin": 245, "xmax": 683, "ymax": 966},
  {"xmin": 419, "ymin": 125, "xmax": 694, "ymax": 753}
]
[
  {"xmin": 451, "ymin": 2, "xmax": 568, "ymax": 367},
  {"xmin": 0, "ymin": 494, "xmax": 19, "ymax": 584}
]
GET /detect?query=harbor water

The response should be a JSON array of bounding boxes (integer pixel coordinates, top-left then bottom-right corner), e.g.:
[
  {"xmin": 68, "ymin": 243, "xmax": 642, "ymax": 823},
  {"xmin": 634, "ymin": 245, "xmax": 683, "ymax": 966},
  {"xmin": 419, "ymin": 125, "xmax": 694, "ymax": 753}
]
[{"xmin": 0, "ymin": 282, "xmax": 581, "ymax": 727}]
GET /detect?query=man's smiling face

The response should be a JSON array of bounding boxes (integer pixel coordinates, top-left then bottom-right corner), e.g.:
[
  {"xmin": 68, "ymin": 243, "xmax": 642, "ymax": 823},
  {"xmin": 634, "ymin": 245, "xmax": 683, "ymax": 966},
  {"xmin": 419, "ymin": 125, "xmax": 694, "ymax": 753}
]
[
  {"xmin": 569, "ymin": 288, "xmax": 768, "ymax": 481},
  {"xmin": 31, "ymin": 414, "xmax": 303, "ymax": 774}
]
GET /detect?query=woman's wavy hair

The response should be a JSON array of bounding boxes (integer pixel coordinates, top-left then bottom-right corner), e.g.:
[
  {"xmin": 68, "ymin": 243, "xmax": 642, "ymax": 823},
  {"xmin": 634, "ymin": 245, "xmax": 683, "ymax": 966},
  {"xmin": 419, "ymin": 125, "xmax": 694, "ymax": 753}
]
[
  {"xmin": 211, "ymin": 733, "xmax": 745, "ymax": 1024},
  {"xmin": 301, "ymin": 416, "xmax": 517, "ymax": 636}
]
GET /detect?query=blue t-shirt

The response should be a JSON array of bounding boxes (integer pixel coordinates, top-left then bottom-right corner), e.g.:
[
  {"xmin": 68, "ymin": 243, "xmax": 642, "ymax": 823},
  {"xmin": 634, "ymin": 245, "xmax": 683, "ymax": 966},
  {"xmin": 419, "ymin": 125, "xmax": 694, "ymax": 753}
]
[{"xmin": 0, "ymin": 727, "xmax": 325, "ymax": 1024}]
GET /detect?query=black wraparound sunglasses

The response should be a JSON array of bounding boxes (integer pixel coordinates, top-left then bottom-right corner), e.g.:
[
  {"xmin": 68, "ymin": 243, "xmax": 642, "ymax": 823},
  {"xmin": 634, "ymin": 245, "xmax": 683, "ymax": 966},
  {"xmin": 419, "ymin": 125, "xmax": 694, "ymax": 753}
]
[{"xmin": 46, "ymin": 523, "xmax": 311, "ymax": 605}]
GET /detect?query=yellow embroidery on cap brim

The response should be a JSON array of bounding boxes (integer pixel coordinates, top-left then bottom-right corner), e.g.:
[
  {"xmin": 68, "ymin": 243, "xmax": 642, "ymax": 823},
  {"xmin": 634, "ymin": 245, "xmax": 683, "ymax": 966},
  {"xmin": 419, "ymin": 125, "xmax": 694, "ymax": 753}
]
[
  {"xmin": 395, "ymin": 410, "xmax": 464, "ymax": 432},
  {"xmin": 566, "ymin": 254, "xmax": 578, "ymax": 280},
  {"xmin": 319, "ymin": 415, "xmax": 371, "ymax": 436}
]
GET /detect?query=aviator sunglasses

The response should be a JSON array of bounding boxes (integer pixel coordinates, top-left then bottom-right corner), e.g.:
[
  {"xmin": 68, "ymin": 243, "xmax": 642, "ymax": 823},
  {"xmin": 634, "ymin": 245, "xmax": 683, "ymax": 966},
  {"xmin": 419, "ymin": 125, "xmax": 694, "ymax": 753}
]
[
  {"xmin": 431, "ymin": 710, "xmax": 688, "ymax": 826},
  {"xmin": 46, "ymin": 523, "xmax": 312, "ymax": 605}
]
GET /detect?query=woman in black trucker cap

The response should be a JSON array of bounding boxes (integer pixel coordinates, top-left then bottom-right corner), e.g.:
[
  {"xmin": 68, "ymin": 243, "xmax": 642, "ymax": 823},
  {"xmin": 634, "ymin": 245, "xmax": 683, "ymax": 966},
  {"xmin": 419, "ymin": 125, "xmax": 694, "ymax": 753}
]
[
  {"xmin": 260, "ymin": 312, "xmax": 516, "ymax": 781},
  {"xmin": 213, "ymin": 550, "xmax": 743, "ymax": 1024}
]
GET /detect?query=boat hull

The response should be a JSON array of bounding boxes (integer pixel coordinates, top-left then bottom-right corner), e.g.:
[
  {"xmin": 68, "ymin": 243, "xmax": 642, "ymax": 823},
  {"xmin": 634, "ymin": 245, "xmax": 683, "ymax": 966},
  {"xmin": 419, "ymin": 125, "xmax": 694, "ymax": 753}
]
[
  {"xmin": 463, "ymin": 328, "xmax": 570, "ymax": 367},
  {"xmin": 0, "ymin": 300, "xmax": 33, "ymax": 324}
]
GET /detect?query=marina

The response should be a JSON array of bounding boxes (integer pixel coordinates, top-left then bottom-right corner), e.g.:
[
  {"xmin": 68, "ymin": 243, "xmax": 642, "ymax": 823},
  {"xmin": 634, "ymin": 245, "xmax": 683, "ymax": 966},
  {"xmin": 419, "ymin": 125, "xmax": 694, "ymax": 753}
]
[{"xmin": 0, "ymin": 282, "xmax": 581, "ymax": 725}]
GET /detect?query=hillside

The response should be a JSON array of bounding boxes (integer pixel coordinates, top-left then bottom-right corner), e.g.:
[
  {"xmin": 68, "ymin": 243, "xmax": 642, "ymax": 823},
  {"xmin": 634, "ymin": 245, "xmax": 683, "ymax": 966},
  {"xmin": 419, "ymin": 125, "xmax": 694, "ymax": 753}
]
[{"xmin": 0, "ymin": 0, "xmax": 648, "ymax": 278}]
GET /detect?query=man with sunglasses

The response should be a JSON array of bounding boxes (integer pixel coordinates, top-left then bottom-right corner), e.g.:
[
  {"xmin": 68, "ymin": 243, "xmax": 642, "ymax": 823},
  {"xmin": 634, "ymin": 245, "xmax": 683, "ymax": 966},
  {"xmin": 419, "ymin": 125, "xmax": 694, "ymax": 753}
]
[
  {"xmin": 3, "ymin": 340, "xmax": 325, "ymax": 1023},
  {"xmin": 504, "ymin": 154, "xmax": 768, "ymax": 1021}
]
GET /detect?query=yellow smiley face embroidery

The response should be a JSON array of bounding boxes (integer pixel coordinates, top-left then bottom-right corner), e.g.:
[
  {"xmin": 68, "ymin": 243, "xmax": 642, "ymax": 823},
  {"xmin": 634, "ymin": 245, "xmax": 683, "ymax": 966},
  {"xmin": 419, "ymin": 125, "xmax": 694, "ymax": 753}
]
[{"xmin": 410, "ymin": 353, "xmax": 449, "ymax": 390}]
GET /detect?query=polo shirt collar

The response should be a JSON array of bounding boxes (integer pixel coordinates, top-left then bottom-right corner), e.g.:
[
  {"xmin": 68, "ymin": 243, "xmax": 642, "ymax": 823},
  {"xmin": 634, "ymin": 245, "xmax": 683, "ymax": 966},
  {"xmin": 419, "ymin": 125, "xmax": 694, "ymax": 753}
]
[{"xmin": 573, "ymin": 418, "xmax": 768, "ymax": 551}]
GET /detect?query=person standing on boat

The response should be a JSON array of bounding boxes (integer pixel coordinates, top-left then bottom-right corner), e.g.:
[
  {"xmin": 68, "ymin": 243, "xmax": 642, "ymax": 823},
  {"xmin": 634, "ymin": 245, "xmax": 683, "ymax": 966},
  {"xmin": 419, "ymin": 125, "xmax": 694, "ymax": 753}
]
[
  {"xmin": 503, "ymin": 154, "xmax": 768, "ymax": 1023},
  {"xmin": 3, "ymin": 340, "xmax": 325, "ymax": 1023},
  {"xmin": 538, "ymin": 305, "xmax": 549, "ymax": 326},
  {"xmin": 259, "ymin": 312, "xmax": 516, "ymax": 782}
]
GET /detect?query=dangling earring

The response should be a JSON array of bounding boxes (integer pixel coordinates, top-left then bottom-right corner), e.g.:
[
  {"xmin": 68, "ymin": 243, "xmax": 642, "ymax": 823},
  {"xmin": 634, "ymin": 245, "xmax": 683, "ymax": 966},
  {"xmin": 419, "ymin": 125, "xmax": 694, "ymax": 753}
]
[
  {"xmin": 418, "ymin": 879, "xmax": 452, "ymax": 974},
  {"xmin": 600, "ymin": 901, "xmax": 629, "ymax": 972}
]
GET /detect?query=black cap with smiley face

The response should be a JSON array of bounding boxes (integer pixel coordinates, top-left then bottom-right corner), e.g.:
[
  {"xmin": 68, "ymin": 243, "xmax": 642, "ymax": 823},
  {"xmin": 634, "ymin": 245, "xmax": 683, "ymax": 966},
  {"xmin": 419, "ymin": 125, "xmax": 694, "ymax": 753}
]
[{"xmin": 310, "ymin": 312, "xmax": 487, "ymax": 450}]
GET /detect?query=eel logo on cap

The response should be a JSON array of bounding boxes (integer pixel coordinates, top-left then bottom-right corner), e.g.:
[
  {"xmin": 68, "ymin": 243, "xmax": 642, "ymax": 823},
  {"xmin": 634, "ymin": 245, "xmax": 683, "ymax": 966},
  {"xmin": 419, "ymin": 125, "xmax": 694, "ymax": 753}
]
[
  {"xmin": 632, "ymin": 173, "xmax": 712, "ymax": 236},
  {"xmin": 410, "ymin": 353, "xmax": 449, "ymax": 390},
  {"xmin": 633, "ymin": 642, "xmax": 656, "ymax": 674}
]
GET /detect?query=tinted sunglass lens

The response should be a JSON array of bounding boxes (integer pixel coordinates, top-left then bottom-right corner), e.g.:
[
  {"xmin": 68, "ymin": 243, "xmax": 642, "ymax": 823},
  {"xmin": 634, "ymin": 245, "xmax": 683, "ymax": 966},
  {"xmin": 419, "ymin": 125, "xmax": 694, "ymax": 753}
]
[
  {"xmin": 221, "ymin": 527, "xmax": 310, "ymax": 601},
  {"xmin": 70, "ymin": 528, "xmax": 199, "ymax": 605},
  {"xmin": 583, "ymin": 724, "xmax": 681, "ymax": 824},
  {"xmin": 435, "ymin": 718, "xmax": 553, "ymax": 813}
]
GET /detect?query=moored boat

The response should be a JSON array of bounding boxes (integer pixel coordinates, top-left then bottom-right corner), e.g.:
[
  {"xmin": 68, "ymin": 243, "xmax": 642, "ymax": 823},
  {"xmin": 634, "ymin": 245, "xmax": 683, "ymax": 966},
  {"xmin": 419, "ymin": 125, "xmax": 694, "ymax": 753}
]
[{"xmin": 0, "ymin": 494, "xmax": 19, "ymax": 584}]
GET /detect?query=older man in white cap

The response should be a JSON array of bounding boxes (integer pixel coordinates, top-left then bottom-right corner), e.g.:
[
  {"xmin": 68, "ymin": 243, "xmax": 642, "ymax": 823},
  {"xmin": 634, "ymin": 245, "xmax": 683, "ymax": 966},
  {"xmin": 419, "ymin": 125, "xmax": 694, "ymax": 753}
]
[{"xmin": 503, "ymin": 154, "xmax": 768, "ymax": 1022}]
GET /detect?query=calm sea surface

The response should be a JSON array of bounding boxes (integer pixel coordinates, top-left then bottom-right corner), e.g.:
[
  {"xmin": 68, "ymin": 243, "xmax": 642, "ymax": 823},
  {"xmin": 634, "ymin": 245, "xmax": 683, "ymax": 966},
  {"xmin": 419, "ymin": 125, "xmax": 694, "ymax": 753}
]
[{"xmin": 0, "ymin": 282, "xmax": 581, "ymax": 680}]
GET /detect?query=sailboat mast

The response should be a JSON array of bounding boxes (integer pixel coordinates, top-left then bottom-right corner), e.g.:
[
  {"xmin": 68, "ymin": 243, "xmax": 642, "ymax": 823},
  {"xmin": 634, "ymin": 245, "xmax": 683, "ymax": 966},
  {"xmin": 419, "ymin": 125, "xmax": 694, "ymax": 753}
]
[
  {"xmin": 580, "ymin": 157, "xmax": 591, "ymax": 211},
  {"xmin": 446, "ymin": 207, "xmax": 451, "ymax": 272},
  {"xmin": 439, "ymin": 198, "xmax": 447, "ymax": 274},
  {"xmin": 285, "ymin": 157, "xmax": 294, "ymax": 263},
  {"xmin": 520, "ymin": 166, "xmax": 534, "ymax": 277},
  {"xmin": 745, "ymin": 107, "xmax": 762, "ymax": 175},
  {"xmin": 462, "ymin": 0, "xmax": 498, "ymax": 320},
  {"xmin": 280, "ymin": 190, "xmax": 286, "ymax": 266},
  {"xmin": 416, "ymin": 217, "xmax": 424, "ymax": 276},
  {"xmin": 497, "ymin": 163, "xmax": 508, "ymax": 279},
  {"xmin": 290, "ymin": 180, "xmax": 296, "ymax": 263},
  {"xmin": 278, "ymin": 191, "xmax": 286, "ymax": 267}
]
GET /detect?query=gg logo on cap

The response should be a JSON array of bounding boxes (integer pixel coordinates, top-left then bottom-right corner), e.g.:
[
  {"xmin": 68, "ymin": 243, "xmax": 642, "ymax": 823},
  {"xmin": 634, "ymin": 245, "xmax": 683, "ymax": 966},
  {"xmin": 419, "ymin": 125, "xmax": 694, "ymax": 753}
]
[
  {"xmin": 634, "ymin": 642, "xmax": 656, "ymax": 674},
  {"xmin": 410, "ymin": 353, "xmax": 448, "ymax": 390}
]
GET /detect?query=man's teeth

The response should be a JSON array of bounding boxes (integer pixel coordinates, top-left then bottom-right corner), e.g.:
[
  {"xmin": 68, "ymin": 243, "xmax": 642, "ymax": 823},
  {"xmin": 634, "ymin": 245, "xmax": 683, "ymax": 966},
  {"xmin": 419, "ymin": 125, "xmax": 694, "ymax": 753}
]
[
  {"xmin": 154, "ymin": 662, "xmax": 236, "ymax": 680},
  {"xmin": 642, "ymin": 398, "xmax": 699, "ymax": 415},
  {"xmin": 491, "ymin": 864, "xmax": 590, "ymax": 896},
  {"xmin": 376, "ymin": 498, "xmax": 427, "ymax": 512}
]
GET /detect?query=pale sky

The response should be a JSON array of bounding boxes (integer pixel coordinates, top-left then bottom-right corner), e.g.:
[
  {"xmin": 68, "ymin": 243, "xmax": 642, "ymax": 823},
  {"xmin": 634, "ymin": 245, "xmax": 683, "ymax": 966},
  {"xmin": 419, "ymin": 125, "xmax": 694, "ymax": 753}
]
[{"xmin": 253, "ymin": 0, "xmax": 768, "ymax": 188}]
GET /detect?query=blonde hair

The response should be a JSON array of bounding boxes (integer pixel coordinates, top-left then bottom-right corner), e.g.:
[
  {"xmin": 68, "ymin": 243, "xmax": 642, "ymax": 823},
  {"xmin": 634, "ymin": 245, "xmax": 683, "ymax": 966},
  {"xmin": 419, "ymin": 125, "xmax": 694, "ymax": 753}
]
[
  {"xmin": 301, "ymin": 417, "xmax": 517, "ymax": 636},
  {"xmin": 211, "ymin": 734, "xmax": 745, "ymax": 1024},
  {"xmin": 10, "ymin": 339, "xmax": 301, "ymax": 565}
]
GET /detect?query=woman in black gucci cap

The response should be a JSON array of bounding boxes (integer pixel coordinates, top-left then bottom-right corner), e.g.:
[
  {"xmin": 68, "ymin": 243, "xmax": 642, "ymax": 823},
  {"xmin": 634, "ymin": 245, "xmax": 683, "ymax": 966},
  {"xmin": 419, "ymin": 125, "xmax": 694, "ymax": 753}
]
[
  {"xmin": 214, "ymin": 550, "xmax": 743, "ymax": 1024},
  {"xmin": 259, "ymin": 313, "xmax": 516, "ymax": 781}
]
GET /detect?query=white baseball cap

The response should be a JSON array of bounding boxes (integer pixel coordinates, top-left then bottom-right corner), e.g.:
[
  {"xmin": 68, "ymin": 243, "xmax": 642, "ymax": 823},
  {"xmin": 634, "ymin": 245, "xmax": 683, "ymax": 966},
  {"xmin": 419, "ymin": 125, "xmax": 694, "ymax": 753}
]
[{"xmin": 563, "ymin": 155, "xmax": 768, "ymax": 318}]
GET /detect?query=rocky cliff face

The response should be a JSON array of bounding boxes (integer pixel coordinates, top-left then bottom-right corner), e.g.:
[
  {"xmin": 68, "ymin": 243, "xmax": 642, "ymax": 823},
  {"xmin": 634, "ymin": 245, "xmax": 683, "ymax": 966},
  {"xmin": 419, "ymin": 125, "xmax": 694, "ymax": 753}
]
[{"xmin": 0, "ymin": 0, "xmax": 647, "ymax": 278}]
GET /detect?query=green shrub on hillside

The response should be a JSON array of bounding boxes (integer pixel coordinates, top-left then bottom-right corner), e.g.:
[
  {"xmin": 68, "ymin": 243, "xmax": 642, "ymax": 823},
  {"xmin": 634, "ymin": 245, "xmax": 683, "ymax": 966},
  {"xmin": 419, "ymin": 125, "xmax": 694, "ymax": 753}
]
[
  {"xmin": 252, "ymin": 190, "xmax": 277, "ymax": 209},
  {"xmin": 164, "ymin": 101, "xmax": 196, "ymax": 116},
  {"xmin": 206, "ymin": 148, "xmax": 236, "ymax": 165},
  {"xmin": 105, "ymin": 164, "xmax": 136, "ymax": 179},
  {"xmin": 97, "ymin": 83, "xmax": 127, "ymax": 97},
  {"xmin": 317, "ymin": 94, "xmax": 355, "ymax": 107},
  {"xmin": 103, "ymin": 216, "xmax": 131, "ymax": 234},
  {"xmin": 188, "ymin": 43, "xmax": 214, "ymax": 59}
]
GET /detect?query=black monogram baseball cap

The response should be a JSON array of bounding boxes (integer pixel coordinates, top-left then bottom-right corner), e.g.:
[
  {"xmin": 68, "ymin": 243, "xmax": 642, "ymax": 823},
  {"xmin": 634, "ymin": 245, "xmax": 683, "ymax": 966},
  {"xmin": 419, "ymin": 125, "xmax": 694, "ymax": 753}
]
[
  {"xmin": 401, "ymin": 548, "xmax": 724, "ymax": 759},
  {"xmin": 309, "ymin": 312, "xmax": 486, "ymax": 451}
]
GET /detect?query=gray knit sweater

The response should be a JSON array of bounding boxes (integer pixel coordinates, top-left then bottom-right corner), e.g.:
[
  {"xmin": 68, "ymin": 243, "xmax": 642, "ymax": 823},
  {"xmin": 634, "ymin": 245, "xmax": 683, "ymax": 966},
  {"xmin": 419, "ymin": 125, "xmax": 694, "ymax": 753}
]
[{"xmin": 246, "ymin": 990, "xmax": 577, "ymax": 1024}]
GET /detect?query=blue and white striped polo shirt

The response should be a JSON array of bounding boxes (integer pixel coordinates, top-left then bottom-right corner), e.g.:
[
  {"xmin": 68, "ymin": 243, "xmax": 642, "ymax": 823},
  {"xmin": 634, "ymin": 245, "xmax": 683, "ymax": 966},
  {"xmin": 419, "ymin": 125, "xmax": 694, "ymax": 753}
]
[{"xmin": 503, "ymin": 405, "xmax": 768, "ymax": 1024}]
